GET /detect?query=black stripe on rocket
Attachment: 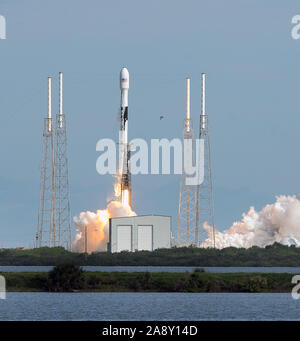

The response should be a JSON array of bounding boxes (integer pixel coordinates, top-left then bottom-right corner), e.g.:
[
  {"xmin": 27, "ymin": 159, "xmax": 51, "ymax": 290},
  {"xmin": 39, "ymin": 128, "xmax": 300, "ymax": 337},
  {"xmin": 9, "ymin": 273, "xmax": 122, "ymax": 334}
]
[{"xmin": 120, "ymin": 106, "xmax": 128, "ymax": 130}]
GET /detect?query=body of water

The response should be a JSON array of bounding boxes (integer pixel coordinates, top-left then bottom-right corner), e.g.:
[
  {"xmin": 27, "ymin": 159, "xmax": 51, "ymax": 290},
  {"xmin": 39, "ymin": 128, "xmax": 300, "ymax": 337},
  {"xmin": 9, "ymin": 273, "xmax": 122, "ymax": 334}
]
[
  {"xmin": 0, "ymin": 292, "xmax": 298, "ymax": 321},
  {"xmin": 1, "ymin": 266, "xmax": 300, "ymax": 273}
]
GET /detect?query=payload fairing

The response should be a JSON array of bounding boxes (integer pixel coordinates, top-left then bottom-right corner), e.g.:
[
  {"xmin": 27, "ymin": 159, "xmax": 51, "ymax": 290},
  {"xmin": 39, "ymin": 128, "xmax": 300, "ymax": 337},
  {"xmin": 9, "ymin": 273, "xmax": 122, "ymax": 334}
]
[{"xmin": 119, "ymin": 67, "xmax": 132, "ymax": 207}]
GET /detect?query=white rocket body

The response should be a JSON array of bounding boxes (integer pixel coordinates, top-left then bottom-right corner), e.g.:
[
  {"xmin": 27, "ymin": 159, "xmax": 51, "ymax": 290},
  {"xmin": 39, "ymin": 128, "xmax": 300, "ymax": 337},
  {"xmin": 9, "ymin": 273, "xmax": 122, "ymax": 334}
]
[
  {"xmin": 120, "ymin": 67, "xmax": 129, "ymax": 151},
  {"xmin": 119, "ymin": 67, "xmax": 131, "ymax": 206}
]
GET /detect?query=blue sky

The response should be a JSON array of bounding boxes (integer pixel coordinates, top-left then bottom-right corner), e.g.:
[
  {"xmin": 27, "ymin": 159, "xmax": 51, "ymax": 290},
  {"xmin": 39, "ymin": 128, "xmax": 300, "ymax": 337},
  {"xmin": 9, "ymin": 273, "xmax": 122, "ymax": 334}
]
[{"xmin": 0, "ymin": 0, "xmax": 300, "ymax": 247}]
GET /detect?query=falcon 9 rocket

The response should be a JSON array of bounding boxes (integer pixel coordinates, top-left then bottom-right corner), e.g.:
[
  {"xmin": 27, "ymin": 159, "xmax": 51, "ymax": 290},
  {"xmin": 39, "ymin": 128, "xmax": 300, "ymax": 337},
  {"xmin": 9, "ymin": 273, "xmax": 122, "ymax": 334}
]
[{"xmin": 119, "ymin": 67, "xmax": 131, "ymax": 207}]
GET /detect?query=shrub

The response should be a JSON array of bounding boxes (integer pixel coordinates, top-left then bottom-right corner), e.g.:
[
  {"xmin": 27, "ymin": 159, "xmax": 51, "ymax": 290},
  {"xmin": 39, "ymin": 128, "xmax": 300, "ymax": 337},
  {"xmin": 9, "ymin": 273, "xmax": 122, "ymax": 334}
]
[{"xmin": 46, "ymin": 264, "xmax": 85, "ymax": 292}]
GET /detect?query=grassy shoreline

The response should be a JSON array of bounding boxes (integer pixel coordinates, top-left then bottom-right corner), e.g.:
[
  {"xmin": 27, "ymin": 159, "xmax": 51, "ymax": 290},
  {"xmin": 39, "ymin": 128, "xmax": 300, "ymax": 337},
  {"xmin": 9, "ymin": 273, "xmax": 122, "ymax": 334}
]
[{"xmin": 0, "ymin": 271, "xmax": 295, "ymax": 293}]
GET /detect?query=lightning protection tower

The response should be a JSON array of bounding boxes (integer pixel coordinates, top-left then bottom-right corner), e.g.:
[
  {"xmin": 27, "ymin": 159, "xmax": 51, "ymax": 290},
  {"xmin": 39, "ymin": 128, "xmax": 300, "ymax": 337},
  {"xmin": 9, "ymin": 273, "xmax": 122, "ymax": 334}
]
[
  {"xmin": 55, "ymin": 72, "xmax": 72, "ymax": 250},
  {"xmin": 37, "ymin": 77, "xmax": 56, "ymax": 247},
  {"xmin": 195, "ymin": 73, "xmax": 215, "ymax": 247},
  {"xmin": 177, "ymin": 78, "xmax": 198, "ymax": 246}
]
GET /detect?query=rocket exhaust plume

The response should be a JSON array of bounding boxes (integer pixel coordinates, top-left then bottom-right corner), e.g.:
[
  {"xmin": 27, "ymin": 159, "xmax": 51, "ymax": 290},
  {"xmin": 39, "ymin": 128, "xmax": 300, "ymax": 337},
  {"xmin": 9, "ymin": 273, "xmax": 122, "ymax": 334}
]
[
  {"xmin": 73, "ymin": 200, "xmax": 136, "ymax": 253},
  {"xmin": 201, "ymin": 194, "xmax": 300, "ymax": 249},
  {"xmin": 73, "ymin": 67, "xmax": 135, "ymax": 253}
]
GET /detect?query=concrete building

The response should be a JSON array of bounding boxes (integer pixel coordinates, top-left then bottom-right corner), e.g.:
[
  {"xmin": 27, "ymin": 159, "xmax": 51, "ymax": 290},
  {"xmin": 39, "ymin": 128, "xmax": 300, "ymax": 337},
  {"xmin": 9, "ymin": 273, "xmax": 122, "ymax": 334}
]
[{"xmin": 108, "ymin": 215, "xmax": 171, "ymax": 253}]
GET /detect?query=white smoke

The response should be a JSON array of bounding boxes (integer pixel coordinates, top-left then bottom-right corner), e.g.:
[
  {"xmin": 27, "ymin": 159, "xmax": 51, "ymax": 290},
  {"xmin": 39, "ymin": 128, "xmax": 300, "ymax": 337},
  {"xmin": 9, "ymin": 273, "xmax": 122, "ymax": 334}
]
[
  {"xmin": 201, "ymin": 194, "xmax": 300, "ymax": 249},
  {"xmin": 73, "ymin": 201, "xmax": 136, "ymax": 253}
]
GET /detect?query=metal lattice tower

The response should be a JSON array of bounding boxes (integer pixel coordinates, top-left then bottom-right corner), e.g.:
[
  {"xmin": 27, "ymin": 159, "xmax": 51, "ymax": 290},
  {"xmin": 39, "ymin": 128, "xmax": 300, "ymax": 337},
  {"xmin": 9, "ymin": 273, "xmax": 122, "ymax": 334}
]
[
  {"xmin": 55, "ymin": 72, "xmax": 72, "ymax": 250},
  {"xmin": 37, "ymin": 77, "xmax": 56, "ymax": 247},
  {"xmin": 195, "ymin": 73, "xmax": 215, "ymax": 247},
  {"xmin": 177, "ymin": 78, "xmax": 198, "ymax": 246}
]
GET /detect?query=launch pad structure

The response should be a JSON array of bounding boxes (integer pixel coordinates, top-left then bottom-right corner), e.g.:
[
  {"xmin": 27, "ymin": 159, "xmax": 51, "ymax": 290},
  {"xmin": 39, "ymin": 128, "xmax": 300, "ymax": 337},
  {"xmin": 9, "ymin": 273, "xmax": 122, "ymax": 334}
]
[
  {"xmin": 37, "ymin": 73, "xmax": 72, "ymax": 249},
  {"xmin": 54, "ymin": 73, "xmax": 72, "ymax": 250},
  {"xmin": 37, "ymin": 77, "xmax": 56, "ymax": 247},
  {"xmin": 195, "ymin": 73, "xmax": 215, "ymax": 247},
  {"xmin": 177, "ymin": 74, "xmax": 215, "ymax": 247},
  {"xmin": 177, "ymin": 78, "xmax": 197, "ymax": 246}
]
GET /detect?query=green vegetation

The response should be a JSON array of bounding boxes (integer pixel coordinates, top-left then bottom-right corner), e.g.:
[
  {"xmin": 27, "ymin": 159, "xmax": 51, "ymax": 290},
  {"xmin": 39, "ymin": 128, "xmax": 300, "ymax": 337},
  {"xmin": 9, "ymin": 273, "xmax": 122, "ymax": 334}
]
[
  {"xmin": 1, "ymin": 243, "xmax": 300, "ymax": 266},
  {"xmin": 46, "ymin": 264, "xmax": 85, "ymax": 292},
  {"xmin": 1, "ymin": 265, "xmax": 295, "ymax": 292}
]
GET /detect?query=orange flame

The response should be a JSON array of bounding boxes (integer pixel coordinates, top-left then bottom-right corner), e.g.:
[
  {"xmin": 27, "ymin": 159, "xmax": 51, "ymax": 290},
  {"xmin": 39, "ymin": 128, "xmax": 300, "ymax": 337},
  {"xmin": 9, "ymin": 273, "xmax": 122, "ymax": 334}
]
[
  {"xmin": 121, "ymin": 189, "xmax": 130, "ymax": 208},
  {"xmin": 73, "ymin": 177, "xmax": 134, "ymax": 253}
]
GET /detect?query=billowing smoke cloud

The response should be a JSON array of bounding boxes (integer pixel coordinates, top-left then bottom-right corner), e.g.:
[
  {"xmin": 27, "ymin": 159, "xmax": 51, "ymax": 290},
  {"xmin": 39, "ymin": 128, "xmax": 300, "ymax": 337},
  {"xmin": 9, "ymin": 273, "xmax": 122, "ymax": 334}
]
[
  {"xmin": 73, "ymin": 201, "xmax": 136, "ymax": 253},
  {"xmin": 201, "ymin": 195, "xmax": 300, "ymax": 249}
]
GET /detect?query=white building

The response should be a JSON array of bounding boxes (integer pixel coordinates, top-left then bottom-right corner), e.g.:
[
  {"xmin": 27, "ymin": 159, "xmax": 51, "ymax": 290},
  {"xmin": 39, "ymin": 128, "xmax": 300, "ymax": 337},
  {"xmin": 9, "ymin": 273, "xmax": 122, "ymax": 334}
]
[{"xmin": 108, "ymin": 215, "xmax": 171, "ymax": 253}]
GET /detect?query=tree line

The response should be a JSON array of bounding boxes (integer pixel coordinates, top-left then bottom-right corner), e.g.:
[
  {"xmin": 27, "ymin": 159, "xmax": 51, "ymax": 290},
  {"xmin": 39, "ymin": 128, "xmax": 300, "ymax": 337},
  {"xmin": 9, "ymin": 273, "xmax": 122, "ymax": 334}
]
[
  {"xmin": 2, "ymin": 264, "xmax": 295, "ymax": 293},
  {"xmin": 0, "ymin": 243, "xmax": 300, "ymax": 266}
]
